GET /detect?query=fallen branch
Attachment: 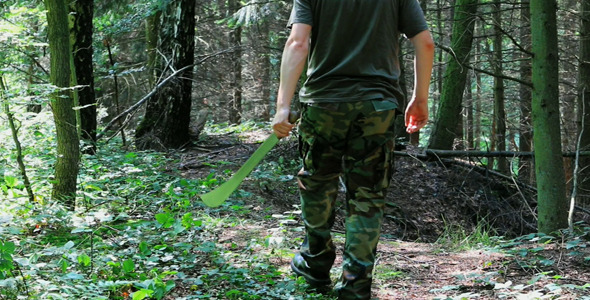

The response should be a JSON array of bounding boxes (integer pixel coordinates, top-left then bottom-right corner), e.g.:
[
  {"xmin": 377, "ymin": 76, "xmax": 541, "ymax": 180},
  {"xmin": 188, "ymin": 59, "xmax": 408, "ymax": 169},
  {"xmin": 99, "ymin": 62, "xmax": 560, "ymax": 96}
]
[{"xmin": 395, "ymin": 149, "xmax": 590, "ymax": 158}]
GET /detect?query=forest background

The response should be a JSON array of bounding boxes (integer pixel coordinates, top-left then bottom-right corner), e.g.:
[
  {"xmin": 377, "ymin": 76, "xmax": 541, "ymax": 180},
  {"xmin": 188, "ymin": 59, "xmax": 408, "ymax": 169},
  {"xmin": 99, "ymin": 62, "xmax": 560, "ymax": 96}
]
[{"xmin": 0, "ymin": 0, "xmax": 589, "ymax": 299}]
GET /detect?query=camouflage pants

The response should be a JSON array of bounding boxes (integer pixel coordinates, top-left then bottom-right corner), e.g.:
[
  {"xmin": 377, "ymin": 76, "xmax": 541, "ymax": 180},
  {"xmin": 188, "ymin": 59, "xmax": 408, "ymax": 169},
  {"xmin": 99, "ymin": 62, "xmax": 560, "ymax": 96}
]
[{"xmin": 297, "ymin": 101, "xmax": 396, "ymax": 298}]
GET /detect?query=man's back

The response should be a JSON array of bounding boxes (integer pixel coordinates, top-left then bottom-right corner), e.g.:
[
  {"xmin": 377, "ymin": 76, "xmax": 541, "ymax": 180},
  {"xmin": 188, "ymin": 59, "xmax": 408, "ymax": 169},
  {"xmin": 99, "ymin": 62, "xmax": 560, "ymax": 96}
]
[{"xmin": 290, "ymin": 0, "xmax": 428, "ymax": 104}]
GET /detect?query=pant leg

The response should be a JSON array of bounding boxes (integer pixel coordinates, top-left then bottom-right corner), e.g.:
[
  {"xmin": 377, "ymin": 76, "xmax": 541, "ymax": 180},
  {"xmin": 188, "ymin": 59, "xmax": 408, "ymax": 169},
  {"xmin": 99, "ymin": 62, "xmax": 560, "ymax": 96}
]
[
  {"xmin": 296, "ymin": 103, "xmax": 350, "ymax": 274},
  {"xmin": 338, "ymin": 102, "xmax": 396, "ymax": 299}
]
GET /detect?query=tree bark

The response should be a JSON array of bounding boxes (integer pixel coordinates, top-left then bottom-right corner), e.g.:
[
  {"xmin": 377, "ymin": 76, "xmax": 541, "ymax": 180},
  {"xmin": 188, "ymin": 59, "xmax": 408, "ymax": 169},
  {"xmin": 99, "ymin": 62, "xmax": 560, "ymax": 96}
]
[
  {"xmin": 531, "ymin": 0, "xmax": 568, "ymax": 233},
  {"xmin": 145, "ymin": 10, "xmax": 161, "ymax": 88},
  {"xmin": 493, "ymin": 0, "xmax": 507, "ymax": 173},
  {"xmin": 475, "ymin": 37, "xmax": 482, "ymax": 150},
  {"xmin": 258, "ymin": 20, "xmax": 271, "ymax": 120},
  {"xmin": 135, "ymin": 0, "xmax": 196, "ymax": 150},
  {"xmin": 429, "ymin": 0, "xmax": 478, "ymax": 150},
  {"xmin": 228, "ymin": 0, "xmax": 242, "ymax": 124},
  {"xmin": 578, "ymin": 0, "xmax": 590, "ymax": 207},
  {"xmin": 71, "ymin": 0, "xmax": 97, "ymax": 154},
  {"xmin": 519, "ymin": 0, "xmax": 534, "ymax": 184},
  {"xmin": 45, "ymin": 0, "xmax": 80, "ymax": 210},
  {"xmin": 465, "ymin": 73, "xmax": 474, "ymax": 149}
]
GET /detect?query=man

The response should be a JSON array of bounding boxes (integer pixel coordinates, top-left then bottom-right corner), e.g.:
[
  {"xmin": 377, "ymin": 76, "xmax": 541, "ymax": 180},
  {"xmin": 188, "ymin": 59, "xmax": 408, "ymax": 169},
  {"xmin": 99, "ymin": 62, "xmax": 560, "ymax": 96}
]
[{"xmin": 272, "ymin": 0, "xmax": 434, "ymax": 299}]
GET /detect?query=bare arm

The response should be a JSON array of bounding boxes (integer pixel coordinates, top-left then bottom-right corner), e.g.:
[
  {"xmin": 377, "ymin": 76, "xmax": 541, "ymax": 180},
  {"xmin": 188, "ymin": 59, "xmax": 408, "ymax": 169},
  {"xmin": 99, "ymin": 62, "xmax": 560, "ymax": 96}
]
[
  {"xmin": 405, "ymin": 30, "xmax": 435, "ymax": 134},
  {"xmin": 272, "ymin": 23, "xmax": 312, "ymax": 138}
]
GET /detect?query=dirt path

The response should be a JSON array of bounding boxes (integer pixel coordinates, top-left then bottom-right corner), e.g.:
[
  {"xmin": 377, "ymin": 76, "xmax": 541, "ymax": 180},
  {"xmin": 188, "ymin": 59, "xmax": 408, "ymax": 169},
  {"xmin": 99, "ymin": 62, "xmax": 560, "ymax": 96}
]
[
  {"xmin": 204, "ymin": 219, "xmax": 589, "ymax": 299},
  {"xmin": 182, "ymin": 131, "xmax": 590, "ymax": 299}
]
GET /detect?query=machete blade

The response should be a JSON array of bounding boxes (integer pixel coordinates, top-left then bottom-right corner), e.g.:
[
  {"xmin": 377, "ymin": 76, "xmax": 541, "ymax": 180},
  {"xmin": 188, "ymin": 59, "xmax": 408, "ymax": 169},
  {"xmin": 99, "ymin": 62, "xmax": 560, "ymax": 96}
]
[{"xmin": 200, "ymin": 133, "xmax": 280, "ymax": 207}]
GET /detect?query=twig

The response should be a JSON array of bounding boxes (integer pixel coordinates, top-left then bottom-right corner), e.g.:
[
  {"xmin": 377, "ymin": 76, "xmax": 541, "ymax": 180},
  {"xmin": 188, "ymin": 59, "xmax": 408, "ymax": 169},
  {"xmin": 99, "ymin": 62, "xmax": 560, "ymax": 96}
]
[
  {"xmin": 510, "ymin": 158, "xmax": 537, "ymax": 221},
  {"xmin": 14, "ymin": 263, "xmax": 30, "ymax": 297},
  {"xmin": 569, "ymin": 89, "xmax": 584, "ymax": 232}
]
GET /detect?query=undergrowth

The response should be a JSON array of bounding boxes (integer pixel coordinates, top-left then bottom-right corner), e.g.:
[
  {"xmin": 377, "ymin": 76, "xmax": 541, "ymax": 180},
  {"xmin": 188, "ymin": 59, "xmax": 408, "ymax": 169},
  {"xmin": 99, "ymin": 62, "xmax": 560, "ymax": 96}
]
[
  {"xmin": 1, "ymin": 115, "xmax": 589, "ymax": 299},
  {"xmin": 0, "ymin": 117, "xmax": 324, "ymax": 299}
]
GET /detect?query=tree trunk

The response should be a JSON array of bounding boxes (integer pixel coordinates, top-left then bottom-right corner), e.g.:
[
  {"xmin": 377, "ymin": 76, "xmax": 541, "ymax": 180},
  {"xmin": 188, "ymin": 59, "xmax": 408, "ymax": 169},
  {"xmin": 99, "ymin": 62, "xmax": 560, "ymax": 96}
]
[
  {"xmin": 45, "ymin": 0, "xmax": 80, "ymax": 210},
  {"xmin": 146, "ymin": 10, "xmax": 161, "ymax": 88},
  {"xmin": 465, "ymin": 73, "xmax": 474, "ymax": 149},
  {"xmin": 493, "ymin": 0, "xmax": 507, "ymax": 173},
  {"xmin": 519, "ymin": 0, "xmax": 534, "ymax": 184},
  {"xmin": 228, "ymin": 0, "xmax": 242, "ymax": 124},
  {"xmin": 432, "ymin": 0, "xmax": 444, "ymax": 119},
  {"xmin": 429, "ymin": 0, "xmax": 478, "ymax": 150},
  {"xmin": 135, "ymin": 0, "xmax": 196, "ymax": 150},
  {"xmin": 475, "ymin": 37, "xmax": 482, "ymax": 150},
  {"xmin": 259, "ymin": 20, "xmax": 271, "ymax": 120},
  {"xmin": 395, "ymin": 38, "xmax": 411, "ymax": 145},
  {"xmin": 71, "ymin": 0, "xmax": 97, "ymax": 154},
  {"xmin": 578, "ymin": 0, "xmax": 590, "ymax": 207},
  {"xmin": 530, "ymin": 0, "xmax": 568, "ymax": 233}
]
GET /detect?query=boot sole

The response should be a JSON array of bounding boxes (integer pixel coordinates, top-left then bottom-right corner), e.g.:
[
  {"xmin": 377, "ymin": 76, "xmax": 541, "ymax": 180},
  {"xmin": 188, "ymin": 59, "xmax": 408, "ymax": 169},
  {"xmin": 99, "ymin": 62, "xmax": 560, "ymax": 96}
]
[{"xmin": 290, "ymin": 259, "xmax": 332, "ymax": 286}]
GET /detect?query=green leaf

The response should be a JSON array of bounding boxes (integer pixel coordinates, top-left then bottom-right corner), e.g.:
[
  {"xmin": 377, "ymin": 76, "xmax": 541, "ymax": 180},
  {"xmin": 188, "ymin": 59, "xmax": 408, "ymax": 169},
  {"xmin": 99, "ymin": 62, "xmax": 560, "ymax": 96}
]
[
  {"xmin": 63, "ymin": 241, "xmax": 75, "ymax": 250},
  {"xmin": 3, "ymin": 175, "xmax": 17, "ymax": 188},
  {"xmin": 0, "ymin": 241, "xmax": 15, "ymax": 255},
  {"xmin": 155, "ymin": 213, "xmax": 175, "ymax": 228},
  {"xmin": 139, "ymin": 241, "xmax": 152, "ymax": 256},
  {"xmin": 63, "ymin": 272, "xmax": 84, "ymax": 280},
  {"xmin": 60, "ymin": 259, "xmax": 68, "ymax": 273},
  {"xmin": 122, "ymin": 259, "xmax": 135, "ymax": 273},
  {"xmin": 173, "ymin": 221, "xmax": 185, "ymax": 234},
  {"xmin": 77, "ymin": 254, "xmax": 91, "ymax": 267},
  {"xmin": 181, "ymin": 213, "xmax": 194, "ymax": 229},
  {"xmin": 71, "ymin": 227, "xmax": 92, "ymax": 234},
  {"xmin": 132, "ymin": 289, "xmax": 153, "ymax": 300},
  {"xmin": 540, "ymin": 259, "xmax": 554, "ymax": 266}
]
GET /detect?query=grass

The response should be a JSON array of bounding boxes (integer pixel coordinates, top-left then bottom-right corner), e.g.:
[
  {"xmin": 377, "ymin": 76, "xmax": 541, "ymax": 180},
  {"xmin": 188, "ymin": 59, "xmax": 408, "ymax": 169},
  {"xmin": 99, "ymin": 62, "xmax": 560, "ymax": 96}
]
[{"xmin": 435, "ymin": 218, "xmax": 499, "ymax": 251}]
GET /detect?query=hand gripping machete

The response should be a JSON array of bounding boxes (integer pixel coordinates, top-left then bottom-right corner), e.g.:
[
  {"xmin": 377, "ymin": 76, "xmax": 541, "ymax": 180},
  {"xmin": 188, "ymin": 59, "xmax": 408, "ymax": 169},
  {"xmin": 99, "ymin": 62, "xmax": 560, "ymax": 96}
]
[{"xmin": 200, "ymin": 111, "xmax": 299, "ymax": 207}]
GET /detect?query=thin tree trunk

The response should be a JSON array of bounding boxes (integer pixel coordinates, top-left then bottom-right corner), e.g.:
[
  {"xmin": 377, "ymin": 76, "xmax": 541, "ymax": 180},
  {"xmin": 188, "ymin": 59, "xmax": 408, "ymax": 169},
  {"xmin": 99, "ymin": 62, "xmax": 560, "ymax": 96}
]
[
  {"xmin": 578, "ymin": 0, "xmax": 590, "ymax": 207},
  {"xmin": 396, "ymin": 38, "xmax": 411, "ymax": 145},
  {"xmin": 104, "ymin": 39, "xmax": 126, "ymax": 147},
  {"xmin": 1, "ymin": 77, "xmax": 35, "ymax": 203},
  {"xmin": 475, "ymin": 38, "xmax": 482, "ymax": 150},
  {"xmin": 228, "ymin": 0, "xmax": 242, "ymax": 124},
  {"xmin": 519, "ymin": 0, "xmax": 533, "ymax": 184},
  {"xmin": 259, "ymin": 20, "xmax": 271, "ymax": 120},
  {"xmin": 531, "ymin": 0, "xmax": 568, "ymax": 233},
  {"xmin": 432, "ymin": 0, "xmax": 443, "ymax": 119},
  {"xmin": 45, "ymin": 0, "xmax": 80, "ymax": 210},
  {"xmin": 146, "ymin": 11, "xmax": 161, "ymax": 88},
  {"xmin": 493, "ymin": 0, "xmax": 507, "ymax": 173},
  {"xmin": 466, "ymin": 73, "xmax": 474, "ymax": 149}
]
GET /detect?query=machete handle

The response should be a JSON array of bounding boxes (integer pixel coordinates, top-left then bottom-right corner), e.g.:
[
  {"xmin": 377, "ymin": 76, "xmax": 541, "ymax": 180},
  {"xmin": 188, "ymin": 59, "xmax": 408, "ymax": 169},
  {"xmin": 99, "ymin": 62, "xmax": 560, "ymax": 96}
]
[{"xmin": 288, "ymin": 110, "xmax": 300, "ymax": 124}]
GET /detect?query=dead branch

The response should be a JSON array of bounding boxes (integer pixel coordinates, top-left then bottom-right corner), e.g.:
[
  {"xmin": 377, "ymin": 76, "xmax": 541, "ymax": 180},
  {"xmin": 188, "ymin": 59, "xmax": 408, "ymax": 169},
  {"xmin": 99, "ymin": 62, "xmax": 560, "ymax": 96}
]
[{"xmin": 395, "ymin": 150, "xmax": 590, "ymax": 159}]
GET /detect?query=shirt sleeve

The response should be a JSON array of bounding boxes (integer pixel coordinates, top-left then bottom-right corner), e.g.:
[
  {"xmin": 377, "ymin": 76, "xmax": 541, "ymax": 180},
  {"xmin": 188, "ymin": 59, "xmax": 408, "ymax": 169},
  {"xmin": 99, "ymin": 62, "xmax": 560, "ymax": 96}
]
[
  {"xmin": 399, "ymin": 0, "xmax": 429, "ymax": 38},
  {"xmin": 288, "ymin": 0, "xmax": 313, "ymax": 28}
]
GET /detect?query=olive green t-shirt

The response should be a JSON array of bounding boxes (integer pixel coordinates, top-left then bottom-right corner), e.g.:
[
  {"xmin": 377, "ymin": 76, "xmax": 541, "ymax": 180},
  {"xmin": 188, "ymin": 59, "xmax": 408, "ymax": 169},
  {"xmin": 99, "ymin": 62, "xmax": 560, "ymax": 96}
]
[{"xmin": 289, "ymin": 0, "xmax": 429, "ymax": 108}]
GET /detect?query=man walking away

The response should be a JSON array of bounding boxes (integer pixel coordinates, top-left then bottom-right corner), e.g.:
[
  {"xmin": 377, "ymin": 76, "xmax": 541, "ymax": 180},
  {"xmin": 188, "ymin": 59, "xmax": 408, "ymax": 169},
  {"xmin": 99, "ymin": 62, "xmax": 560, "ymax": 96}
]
[{"xmin": 272, "ymin": 1, "xmax": 434, "ymax": 299}]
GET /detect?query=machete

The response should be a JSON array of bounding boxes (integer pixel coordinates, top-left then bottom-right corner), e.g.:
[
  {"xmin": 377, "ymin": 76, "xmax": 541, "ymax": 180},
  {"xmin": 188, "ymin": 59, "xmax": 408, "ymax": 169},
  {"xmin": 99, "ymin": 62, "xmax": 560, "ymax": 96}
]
[{"xmin": 200, "ymin": 111, "xmax": 299, "ymax": 207}]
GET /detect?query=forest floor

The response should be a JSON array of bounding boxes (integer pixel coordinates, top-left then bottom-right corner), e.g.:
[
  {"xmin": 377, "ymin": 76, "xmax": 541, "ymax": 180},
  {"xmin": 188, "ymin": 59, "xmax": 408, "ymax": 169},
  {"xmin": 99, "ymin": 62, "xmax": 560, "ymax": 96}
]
[
  {"xmin": 2, "ymin": 122, "xmax": 590, "ymax": 300},
  {"xmin": 176, "ymin": 127, "xmax": 590, "ymax": 300}
]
